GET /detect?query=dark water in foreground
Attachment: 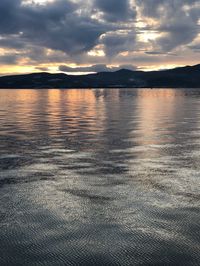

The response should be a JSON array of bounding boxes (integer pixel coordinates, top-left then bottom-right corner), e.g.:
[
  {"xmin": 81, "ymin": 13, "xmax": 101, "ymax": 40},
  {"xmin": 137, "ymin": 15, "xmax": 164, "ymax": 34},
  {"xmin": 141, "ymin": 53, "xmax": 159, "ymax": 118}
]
[{"xmin": 0, "ymin": 88, "xmax": 200, "ymax": 265}]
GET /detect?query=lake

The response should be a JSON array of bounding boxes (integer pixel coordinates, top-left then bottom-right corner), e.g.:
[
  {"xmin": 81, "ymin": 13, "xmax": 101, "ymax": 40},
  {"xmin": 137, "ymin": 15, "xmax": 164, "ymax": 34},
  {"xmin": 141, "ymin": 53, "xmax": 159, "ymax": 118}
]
[{"xmin": 0, "ymin": 88, "xmax": 200, "ymax": 265}]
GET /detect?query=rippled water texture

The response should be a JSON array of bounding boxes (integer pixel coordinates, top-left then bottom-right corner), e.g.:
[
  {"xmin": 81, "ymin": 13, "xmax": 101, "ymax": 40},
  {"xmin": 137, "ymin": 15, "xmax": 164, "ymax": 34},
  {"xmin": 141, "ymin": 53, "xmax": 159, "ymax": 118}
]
[{"xmin": 0, "ymin": 88, "xmax": 200, "ymax": 265}]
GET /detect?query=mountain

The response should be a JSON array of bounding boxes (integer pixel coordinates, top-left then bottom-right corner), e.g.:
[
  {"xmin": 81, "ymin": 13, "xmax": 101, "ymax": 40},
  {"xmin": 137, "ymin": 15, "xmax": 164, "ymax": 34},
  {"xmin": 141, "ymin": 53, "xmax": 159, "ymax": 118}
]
[{"xmin": 0, "ymin": 64, "xmax": 200, "ymax": 88}]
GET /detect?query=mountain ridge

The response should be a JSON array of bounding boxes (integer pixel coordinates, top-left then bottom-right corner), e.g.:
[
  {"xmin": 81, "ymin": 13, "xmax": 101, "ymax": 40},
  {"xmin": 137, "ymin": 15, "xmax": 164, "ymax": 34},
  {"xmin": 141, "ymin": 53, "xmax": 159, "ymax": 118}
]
[{"xmin": 0, "ymin": 64, "xmax": 200, "ymax": 88}]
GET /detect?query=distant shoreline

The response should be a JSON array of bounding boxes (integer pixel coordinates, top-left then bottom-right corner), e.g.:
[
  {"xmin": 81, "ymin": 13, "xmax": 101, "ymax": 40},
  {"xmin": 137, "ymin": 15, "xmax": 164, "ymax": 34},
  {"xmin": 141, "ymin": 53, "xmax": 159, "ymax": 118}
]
[
  {"xmin": 1, "ymin": 87, "xmax": 200, "ymax": 90},
  {"xmin": 0, "ymin": 63, "xmax": 200, "ymax": 89}
]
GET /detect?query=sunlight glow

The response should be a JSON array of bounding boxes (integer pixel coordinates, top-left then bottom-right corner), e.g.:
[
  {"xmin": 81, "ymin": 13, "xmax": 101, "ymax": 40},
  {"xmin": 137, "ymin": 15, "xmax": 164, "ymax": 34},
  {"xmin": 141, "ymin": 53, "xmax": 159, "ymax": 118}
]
[
  {"xmin": 88, "ymin": 50, "xmax": 105, "ymax": 57},
  {"xmin": 22, "ymin": 0, "xmax": 54, "ymax": 6},
  {"xmin": 139, "ymin": 31, "xmax": 160, "ymax": 43}
]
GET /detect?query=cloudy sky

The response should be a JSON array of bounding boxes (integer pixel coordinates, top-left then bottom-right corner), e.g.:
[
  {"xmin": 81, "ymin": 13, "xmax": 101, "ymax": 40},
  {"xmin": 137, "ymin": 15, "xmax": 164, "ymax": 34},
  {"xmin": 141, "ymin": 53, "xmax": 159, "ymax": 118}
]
[{"xmin": 0, "ymin": 0, "xmax": 200, "ymax": 75}]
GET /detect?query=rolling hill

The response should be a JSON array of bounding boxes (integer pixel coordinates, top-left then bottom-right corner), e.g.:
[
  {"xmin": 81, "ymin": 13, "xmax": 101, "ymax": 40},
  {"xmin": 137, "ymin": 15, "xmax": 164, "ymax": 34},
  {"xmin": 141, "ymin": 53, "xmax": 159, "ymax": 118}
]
[{"xmin": 0, "ymin": 64, "xmax": 200, "ymax": 88}]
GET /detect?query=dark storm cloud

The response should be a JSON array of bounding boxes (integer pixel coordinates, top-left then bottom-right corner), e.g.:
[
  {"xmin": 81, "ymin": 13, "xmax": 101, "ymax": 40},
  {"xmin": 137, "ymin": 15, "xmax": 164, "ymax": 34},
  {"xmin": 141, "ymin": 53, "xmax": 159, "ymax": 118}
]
[
  {"xmin": 0, "ymin": 0, "xmax": 138, "ymax": 63},
  {"xmin": 0, "ymin": 54, "xmax": 19, "ymax": 65},
  {"xmin": 0, "ymin": 0, "xmax": 136, "ymax": 49},
  {"xmin": 101, "ymin": 31, "xmax": 136, "ymax": 57},
  {"xmin": 0, "ymin": 0, "xmax": 75, "ymax": 34},
  {"xmin": 94, "ymin": 0, "xmax": 136, "ymax": 22},
  {"xmin": 137, "ymin": 0, "xmax": 199, "ymax": 18},
  {"xmin": 0, "ymin": 36, "xmax": 26, "ymax": 49},
  {"xmin": 137, "ymin": 0, "xmax": 200, "ymax": 52},
  {"xmin": 59, "ymin": 64, "xmax": 136, "ymax": 73},
  {"xmin": 0, "ymin": 0, "xmax": 200, "ymax": 69},
  {"xmin": 189, "ymin": 44, "xmax": 200, "ymax": 51},
  {"xmin": 157, "ymin": 18, "xmax": 199, "ymax": 52},
  {"xmin": 0, "ymin": 0, "xmax": 111, "ymax": 54}
]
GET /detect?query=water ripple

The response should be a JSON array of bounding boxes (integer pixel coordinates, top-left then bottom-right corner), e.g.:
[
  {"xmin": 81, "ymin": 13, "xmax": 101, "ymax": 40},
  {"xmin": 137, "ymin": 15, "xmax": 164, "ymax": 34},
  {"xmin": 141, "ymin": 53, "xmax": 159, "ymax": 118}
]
[{"xmin": 0, "ymin": 88, "xmax": 200, "ymax": 265}]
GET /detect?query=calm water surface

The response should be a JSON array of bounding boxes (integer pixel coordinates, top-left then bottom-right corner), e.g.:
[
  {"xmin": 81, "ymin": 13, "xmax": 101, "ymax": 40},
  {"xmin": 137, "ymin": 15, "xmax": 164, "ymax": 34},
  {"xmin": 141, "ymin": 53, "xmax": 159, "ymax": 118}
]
[{"xmin": 0, "ymin": 88, "xmax": 200, "ymax": 265}]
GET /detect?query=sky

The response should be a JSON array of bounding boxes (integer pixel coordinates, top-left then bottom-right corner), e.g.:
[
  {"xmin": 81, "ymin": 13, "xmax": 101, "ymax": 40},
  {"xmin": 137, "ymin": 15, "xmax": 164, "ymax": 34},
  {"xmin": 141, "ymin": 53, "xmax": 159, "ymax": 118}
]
[{"xmin": 0, "ymin": 0, "xmax": 200, "ymax": 75}]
